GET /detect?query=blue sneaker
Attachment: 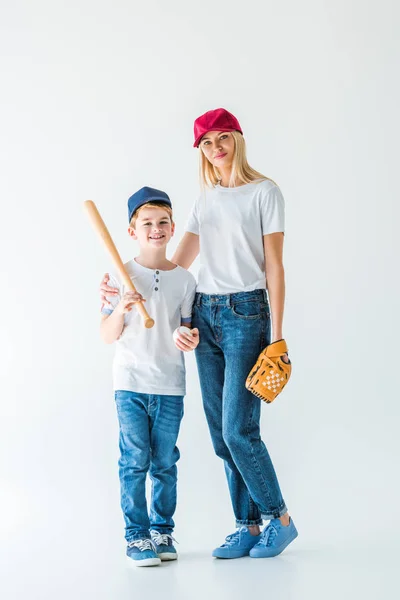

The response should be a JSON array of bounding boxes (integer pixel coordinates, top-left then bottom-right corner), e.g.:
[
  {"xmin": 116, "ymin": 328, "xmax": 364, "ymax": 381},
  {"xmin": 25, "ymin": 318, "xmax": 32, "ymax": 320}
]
[
  {"xmin": 249, "ymin": 518, "xmax": 298, "ymax": 558},
  {"xmin": 212, "ymin": 526, "xmax": 261, "ymax": 559},
  {"xmin": 126, "ymin": 538, "xmax": 161, "ymax": 567},
  {"xmin": 151, "ymin": 530, "xmax": 178, "ymax": 561}
]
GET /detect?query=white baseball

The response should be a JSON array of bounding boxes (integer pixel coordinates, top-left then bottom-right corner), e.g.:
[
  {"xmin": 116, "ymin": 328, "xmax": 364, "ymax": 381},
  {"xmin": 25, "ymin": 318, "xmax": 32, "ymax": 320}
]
[{"xmin": 173, "ymin": 326, "xmax": 192, "ymax": 342}]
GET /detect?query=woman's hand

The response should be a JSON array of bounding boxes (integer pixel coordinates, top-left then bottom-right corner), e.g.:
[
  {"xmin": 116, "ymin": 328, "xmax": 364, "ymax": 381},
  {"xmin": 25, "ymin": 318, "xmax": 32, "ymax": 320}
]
[
  {"xmin": 271, "ymin": 335, "xmax": 290, "ymax": 364},
  {"xmin": 174, "ymin": 328, "xmax": 199, "ymax": 352},
  {"xmin": 100, "ymin": 273, "xmax": 119, "ymax": 309}
]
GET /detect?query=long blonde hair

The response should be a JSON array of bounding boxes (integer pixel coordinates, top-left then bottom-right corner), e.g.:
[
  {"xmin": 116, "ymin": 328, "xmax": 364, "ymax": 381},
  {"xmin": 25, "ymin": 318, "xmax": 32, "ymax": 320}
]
[{"xmin": 199, "ymin": 131, "xmax": 276, "ymax": 188}]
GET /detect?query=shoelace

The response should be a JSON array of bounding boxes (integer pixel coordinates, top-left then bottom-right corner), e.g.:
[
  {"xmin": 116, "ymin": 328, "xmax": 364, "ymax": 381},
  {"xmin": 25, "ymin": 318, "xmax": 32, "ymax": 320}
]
[
  {"xmin": 221, "ymin": 527, "xmax": 247, "ymax": 547},
  {"xmin": 259, "ymin": 524, "xmax": 278, "ymax": 547},
  {"xmin": 151, "ymin": 531, "xmax": 177, "ymax": 547},
  {"xmin": 127, "ymin": 538, "xmax": 157, "ymax": 552}
]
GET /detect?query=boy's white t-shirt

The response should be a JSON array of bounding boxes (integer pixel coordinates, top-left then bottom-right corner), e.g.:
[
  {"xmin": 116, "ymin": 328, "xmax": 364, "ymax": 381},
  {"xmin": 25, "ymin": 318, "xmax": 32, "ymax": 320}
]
[
  {"xmin": 102, "ymin": 259, "xmax": 197, "ymax": 396},
  {"xmin": 185, "ymin": 179, "xmax": 285, "ymax": 294}
]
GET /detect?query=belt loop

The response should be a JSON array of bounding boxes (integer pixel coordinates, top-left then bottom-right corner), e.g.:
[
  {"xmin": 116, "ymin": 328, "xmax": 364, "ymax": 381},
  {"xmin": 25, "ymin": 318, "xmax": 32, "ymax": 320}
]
[
  {"xmin": 227, "ymin": 293, "xmax": 232, "ymax": 307},
  {"xmin": 263, "ymin": 289, "xmax": 268, "ymax": 302},
  {"xmin": 196, "ymin": 293, "xmax": 201, "ymax": 307}
]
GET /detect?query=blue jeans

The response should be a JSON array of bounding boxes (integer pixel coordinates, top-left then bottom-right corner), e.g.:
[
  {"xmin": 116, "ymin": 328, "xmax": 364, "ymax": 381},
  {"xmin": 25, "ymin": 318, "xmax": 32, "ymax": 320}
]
[
  {"xmin": 114, "ymin": 391, "xmax": 184, "ymax": 542},
  {"xmin": 192, "ymin": 289, "xmax": 288, "ymax": 526}
]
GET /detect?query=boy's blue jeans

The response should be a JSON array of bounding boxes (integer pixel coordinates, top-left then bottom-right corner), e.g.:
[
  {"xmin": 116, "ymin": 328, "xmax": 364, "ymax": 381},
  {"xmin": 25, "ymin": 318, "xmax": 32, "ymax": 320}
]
[
  {"xmin": 114, "ymin": 390, "xmax": 184, "ymax": 543},
  {"xmin": 192, "ymin": 289, "xmax": 288, "ymax": 526}
]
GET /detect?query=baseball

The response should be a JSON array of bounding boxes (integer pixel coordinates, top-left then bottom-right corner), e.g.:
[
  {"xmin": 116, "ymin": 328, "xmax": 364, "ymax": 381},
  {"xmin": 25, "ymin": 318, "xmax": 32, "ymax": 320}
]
[{"xmin": 173, "ymin": 326, "xmax": 192, "ymax": 342}]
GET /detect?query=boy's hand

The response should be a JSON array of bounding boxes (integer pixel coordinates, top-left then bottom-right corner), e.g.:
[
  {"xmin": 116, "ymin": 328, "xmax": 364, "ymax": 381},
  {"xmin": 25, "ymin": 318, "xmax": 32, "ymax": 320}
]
[
  {"xmin": 100, "ymin": 273, "xmax": 119, "ymax": 309},
  {"xmin": 174, "ymin": 327, "xmax": 199, "ymax": 352},
  {"xmin": 115, "ymin": 291, "xmax": 146, "ymax": 315}
]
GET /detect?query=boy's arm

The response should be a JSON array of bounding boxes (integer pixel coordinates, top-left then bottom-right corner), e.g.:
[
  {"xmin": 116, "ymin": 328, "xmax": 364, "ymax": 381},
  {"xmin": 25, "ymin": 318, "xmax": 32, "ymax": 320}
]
[
  {"xmin": 174, "ymin": 322, "xmax": 199, "ymax": 351},
  {"xmin": 174, "ymin": 275, "xmax": 199, "ymax": 352},
  {"xmin": 100, "ymin": 310, "xmax": 125, "ymax": 344},
  {"xmin": 100, "ymin": 287, "xmax": 145, "ymax": 344}
]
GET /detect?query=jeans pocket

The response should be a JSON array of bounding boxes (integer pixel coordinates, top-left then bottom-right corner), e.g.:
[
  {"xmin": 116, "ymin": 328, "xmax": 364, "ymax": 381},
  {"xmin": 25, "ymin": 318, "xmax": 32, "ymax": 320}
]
[
  {"xmin": 231, "ymin": 300, "xmax": 263, "ymax": 320},
  {"xmin": 115, "ymin": 390, "xmax": 128, "ymax": 402}
]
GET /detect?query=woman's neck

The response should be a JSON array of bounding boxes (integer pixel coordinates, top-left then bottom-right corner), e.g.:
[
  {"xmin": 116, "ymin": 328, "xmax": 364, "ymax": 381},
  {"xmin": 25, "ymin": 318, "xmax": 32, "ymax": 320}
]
[
  {"xmin": 218, "ymin": 166, "xmax": 234, "ymax": 187},
  {"xmin": 218, "ymin": 166, "xmax": 248, "ymax": 188},
  {"xmin": 219, "ymin": 173, "xmax": 245, "ymax": 188}
]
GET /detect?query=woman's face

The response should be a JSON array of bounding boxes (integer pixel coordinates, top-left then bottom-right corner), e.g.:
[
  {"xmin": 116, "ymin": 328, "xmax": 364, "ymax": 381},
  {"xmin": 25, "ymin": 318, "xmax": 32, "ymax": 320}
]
[{"xmin": 200, "ymin": 131, "xmax": 235, "ymax": 169}]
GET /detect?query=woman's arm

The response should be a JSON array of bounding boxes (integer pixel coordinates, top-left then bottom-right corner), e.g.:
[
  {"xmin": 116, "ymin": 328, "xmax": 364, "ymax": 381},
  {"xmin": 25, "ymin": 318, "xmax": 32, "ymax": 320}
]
[
  {"xmin": 263, "ymin": 232, "xmax": 285, "ymax": 343},
  {"xmin": 171, "ymin": 232, "xmax": 200, "ymax": 269}
]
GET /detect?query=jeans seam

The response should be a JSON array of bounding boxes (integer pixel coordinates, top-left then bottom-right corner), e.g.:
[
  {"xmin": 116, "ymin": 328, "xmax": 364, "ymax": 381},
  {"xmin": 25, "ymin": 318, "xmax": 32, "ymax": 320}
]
[
  {"xmin": 246, "ymin": 399, "xmax": 274, "ymax": 513},
  {"xmin": 248, "ymin": 492, "xmax": 260, "ymax": 522},
  {"xmin": 261, "ymin": 310, "xmax": 271, "ymax": 349}
]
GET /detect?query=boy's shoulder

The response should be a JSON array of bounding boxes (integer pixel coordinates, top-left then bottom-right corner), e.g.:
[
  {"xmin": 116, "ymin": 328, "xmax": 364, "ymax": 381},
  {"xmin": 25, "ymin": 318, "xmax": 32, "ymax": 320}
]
[
  {"xmin": 105, "ymin": 259, "xmax": 140, "ymax": 289},
  {"xmin": 165, "ymin": 265, "xmax": 197, "ymax": 293},
  {"xmin": 174, "ymin": 265, "xmax": 196, "ymax": 284},
  {"xmin": 123, "ymin": 258, "xmax": 138, "ymax": 278}
]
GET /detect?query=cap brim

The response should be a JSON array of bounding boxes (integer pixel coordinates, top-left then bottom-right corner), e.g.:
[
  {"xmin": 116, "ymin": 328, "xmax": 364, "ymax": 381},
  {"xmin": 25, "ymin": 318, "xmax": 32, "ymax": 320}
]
[{"xmin": 129, "ymin": 199, "xmax": 172, "ymax": 223}]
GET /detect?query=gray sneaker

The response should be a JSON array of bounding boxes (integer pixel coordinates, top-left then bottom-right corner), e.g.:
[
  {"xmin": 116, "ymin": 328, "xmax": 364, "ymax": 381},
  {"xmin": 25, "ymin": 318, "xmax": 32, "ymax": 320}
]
[
  {"xmin": 126, "ymin": 538, "xmax": 161, "ymax": 567},
  {"xmin": 150, "ymin": 531, "xmax": 178, "ymax": 561}
]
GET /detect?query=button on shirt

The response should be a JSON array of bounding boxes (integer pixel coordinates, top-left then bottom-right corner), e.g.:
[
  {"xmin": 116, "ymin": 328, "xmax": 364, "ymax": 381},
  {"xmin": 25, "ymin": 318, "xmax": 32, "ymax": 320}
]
[{"xmin": 102, "ymin": 259, "xmax": 197, "ymax": 395}]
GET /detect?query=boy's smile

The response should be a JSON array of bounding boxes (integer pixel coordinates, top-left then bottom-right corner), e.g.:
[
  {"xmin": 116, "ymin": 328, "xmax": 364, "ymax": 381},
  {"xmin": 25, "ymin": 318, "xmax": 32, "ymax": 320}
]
[{"xmin": 129, "ymin": 206, "xmax": 175, "ymax": 248}]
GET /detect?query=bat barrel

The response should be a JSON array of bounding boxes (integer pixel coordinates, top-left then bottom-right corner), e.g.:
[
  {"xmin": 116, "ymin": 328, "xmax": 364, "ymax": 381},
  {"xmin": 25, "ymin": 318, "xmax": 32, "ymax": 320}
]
[{"xmin": 84, "ymin": 200, "xmax": 155, "ymax": 328}]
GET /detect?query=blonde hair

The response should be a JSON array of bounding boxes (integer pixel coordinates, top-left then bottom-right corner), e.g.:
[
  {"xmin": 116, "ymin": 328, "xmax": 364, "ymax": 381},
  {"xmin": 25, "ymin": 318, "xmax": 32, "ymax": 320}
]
[
  {"xmin": 199, "ymin": 131, "xmax": 276, "ymax": 188},
  {"xmin": 130, "ymin": 202, "xmax": 174, "ymax": 228}
]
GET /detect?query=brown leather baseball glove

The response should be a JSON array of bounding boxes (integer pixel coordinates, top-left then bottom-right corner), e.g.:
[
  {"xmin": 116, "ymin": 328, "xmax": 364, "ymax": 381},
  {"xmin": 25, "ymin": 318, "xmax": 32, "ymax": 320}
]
[{"xmin": 245, "ymin": 339, "xmax": 291, "ymax": 403}]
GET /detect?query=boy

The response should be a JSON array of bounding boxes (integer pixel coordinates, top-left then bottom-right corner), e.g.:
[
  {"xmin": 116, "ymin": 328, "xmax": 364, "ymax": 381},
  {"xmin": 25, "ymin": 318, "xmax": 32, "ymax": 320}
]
[{"xmin": 100, "ymin": 186, "xmax": 198, "ymax": 567}]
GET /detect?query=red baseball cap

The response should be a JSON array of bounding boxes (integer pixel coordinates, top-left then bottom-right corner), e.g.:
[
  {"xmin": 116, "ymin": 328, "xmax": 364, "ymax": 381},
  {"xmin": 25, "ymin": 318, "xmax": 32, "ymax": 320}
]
[{"xmin": 193, "ymin": 108, "xmax": 243, "ymax": 147}]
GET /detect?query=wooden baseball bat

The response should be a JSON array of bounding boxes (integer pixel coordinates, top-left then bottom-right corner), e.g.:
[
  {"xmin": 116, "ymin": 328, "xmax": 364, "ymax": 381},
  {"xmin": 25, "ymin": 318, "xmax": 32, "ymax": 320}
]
[{"xmin": 84, "ymin": 200, "xmax": 155, "ymax": 328}]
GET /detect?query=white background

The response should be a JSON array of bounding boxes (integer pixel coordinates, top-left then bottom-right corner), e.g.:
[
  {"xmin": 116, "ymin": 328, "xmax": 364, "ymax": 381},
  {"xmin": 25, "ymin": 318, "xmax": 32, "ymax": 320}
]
[{"xmin": 1, "ymin": 1, "xmax": 399, "ymax": 598}]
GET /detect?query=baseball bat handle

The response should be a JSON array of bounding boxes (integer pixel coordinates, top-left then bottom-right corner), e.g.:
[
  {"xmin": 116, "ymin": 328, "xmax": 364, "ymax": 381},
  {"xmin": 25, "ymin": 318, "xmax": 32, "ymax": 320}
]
[{"xmin": 84, "ymin": 200, "xmax": 155, "ymax": 328}]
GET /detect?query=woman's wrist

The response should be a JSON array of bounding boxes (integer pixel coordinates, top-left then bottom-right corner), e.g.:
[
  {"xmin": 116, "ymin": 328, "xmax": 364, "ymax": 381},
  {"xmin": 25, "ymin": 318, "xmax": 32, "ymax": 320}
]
[{"xmin": 271, "ymin": 332, "xmax": 283, "ymax": 343}]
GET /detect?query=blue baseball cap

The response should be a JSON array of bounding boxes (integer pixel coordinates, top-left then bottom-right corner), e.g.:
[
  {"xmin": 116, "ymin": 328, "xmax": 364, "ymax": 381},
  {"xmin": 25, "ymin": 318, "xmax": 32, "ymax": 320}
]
[{"xmin": 127, "ymin": 186, "xmax": 172, "ymax": 223}]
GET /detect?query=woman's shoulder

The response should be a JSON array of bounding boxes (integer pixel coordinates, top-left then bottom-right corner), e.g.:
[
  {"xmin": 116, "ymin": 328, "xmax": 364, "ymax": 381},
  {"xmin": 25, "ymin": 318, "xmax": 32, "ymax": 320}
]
[
  {"xmin": 254, "ymin": 177, "xmax": 280, "ymax": 193},
  {"xmin": 255, "ymin": 178, "xmax": 285, "ymax": 203}
]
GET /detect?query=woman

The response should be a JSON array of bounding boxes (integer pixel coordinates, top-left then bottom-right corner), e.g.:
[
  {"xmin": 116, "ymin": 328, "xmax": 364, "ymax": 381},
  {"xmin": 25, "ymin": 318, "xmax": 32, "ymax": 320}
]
[{"xmin": 100, "ymin": 108, "xmax": 297, "ymax": 559}]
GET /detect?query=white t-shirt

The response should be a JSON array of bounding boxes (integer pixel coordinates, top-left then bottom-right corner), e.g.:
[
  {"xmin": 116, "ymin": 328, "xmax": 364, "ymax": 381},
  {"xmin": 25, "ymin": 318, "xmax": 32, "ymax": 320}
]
[
  {"xmin": 101, "ymin": 259, "xmax": 197, "ymax": 395},
  {"xmin": 185, "ymin": 179, "xmax": 285, "ymax": 294}
]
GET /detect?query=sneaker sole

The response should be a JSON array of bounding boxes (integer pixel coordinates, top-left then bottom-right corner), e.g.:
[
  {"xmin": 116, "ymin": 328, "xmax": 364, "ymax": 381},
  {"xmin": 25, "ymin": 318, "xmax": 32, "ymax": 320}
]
[
  {"xmin": 250, "ymin": 530, "xmax": 298, "ymax": 559},
  {"xmin": 126, "ymin": 556, "xmax": 161, "ymax": 567},
  {"xmin": 158, "ymin": 552, "xmax": 178, "ymax": 561},
  {"xmin": 212, "ymin": 549, "xmax": 251, "ymax": 559}
]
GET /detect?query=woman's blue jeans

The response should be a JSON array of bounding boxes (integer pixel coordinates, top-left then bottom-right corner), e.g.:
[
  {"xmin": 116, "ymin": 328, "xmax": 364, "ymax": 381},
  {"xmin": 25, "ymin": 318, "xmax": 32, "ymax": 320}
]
[
  {"xmin": 114, "ymin": 391, "xmax": 184, "ymax": 542},
  {"xmin": 192, "ymin": 289, "xmax": 287, "ymax": 526}
]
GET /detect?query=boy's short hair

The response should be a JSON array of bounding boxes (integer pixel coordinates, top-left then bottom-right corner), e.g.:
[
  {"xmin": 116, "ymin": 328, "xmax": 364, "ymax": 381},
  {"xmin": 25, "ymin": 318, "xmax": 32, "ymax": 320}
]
[
  {"xmin": 127, "ymin": 186, "xmax": 172, "ymax": 222},
  {"xmin": 129, "ymin": 202, "xmax": 174, "ymax": 228}
]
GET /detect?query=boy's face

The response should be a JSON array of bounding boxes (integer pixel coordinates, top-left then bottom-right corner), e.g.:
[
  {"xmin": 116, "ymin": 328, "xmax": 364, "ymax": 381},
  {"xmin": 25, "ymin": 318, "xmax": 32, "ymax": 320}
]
[{"xmin": 128, "ymin": 206, "xmax": 174, "ymax": 248}]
